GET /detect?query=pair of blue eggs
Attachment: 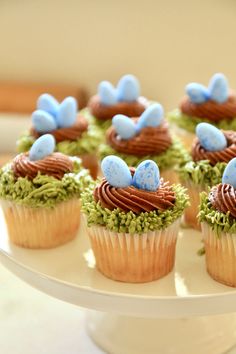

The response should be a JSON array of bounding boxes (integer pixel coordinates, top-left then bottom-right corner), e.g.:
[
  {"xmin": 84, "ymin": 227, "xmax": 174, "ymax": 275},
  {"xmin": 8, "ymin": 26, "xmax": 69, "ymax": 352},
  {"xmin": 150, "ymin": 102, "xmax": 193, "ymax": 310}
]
[
  {"xmin": 112, "ymin": 103, "xmax": 164, "ymax": 140},
  {"xmin": 32, "ymin": 94, "xmax": 78, "ymax": 133},
  {"xmin": 186, "ymin": 73, "xmax": 229, "ymax": 104}
]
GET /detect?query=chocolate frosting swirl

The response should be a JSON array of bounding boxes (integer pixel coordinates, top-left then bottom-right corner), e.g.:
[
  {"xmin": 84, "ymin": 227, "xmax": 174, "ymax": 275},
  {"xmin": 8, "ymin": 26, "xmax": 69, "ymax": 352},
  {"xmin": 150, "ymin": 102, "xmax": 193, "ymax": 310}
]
[
  {"xmin": 88, "ymin": 95, "xmax": 148, "ymax": 121},
  {"xmin": 180, "ymin": 91, "xmax": 236, "ymax": 122},
  {"xmin": 12, "ymin": 152, "xmax": 73, "ymax": 180},
  {"xmin": 107, "ymin": 119, "xmax": 172, "ymax": 156},
  {"xmin": 94, "ymin": 177, "xmax": 175, "ymax": 214},
  {"xmin": 191, "ymin": 131, "xmax": 236, "ymax": 165},
  {"xmin": 209, "ymin": 183, "xmax": 236, "ymax": 218},
  {"xmin": 30, "ymin": 114, "xmax": 88, "ymax": 142}
]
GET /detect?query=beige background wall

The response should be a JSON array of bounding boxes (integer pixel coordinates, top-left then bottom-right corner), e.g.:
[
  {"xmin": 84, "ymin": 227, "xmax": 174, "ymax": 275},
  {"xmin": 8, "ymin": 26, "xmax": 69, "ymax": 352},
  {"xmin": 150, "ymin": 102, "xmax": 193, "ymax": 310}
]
[{"xmin": 0, "ymin": 0, "xmax": 235, "ymax": 110}]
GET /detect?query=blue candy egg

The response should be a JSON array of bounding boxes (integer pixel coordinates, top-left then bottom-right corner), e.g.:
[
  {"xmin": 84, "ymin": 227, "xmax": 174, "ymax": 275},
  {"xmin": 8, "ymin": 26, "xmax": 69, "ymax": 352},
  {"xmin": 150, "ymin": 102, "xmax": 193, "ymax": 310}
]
[
  {"xmin": 101, "ymin": 156, "xmax": 132, "ymax": 188},
  {"xmin": 98, "ymin": 81, "xmax": 117, "ymax": 106},
  {"xmin": 112, "ymin": 114, "xmax": 136, "ymax": 140},
  {"xmin": 116, "ymin": 74, "xmax": 140, "ymax": 102},
  {"xmin": 32, "ymin": 110, "xmax": 57, "ymax": 133},
  {"xmin": 136, "ymin": 103, "xmax": 164, "ymax": 131},
  {"xmin": 37, "ymin": 94, "xmax": 59, "ymax": 118},
  {"xmin": 185, "ymin": 83, "xmax": 209, "ymax": 104},
  {"xmin": 208, "ymin": 73, "xmax": 229, "ymax": 103},
  {"xmin": 132, "ymin": 160, "xmax": 160, "ymax": 192},
  {"xmin": 222, "ymin": 158, "xmax": 236, "ymax": 188},
  {"xmin": 196, "ymin": 122, "xmax": 227, "ymax": 152},
  {"xmin": 57, "ymin": 97, "xmax": 77, "ymax": 128},
  {"xmin": 29, "ymin": 134, "xmax": 55, "ymax": 161}
]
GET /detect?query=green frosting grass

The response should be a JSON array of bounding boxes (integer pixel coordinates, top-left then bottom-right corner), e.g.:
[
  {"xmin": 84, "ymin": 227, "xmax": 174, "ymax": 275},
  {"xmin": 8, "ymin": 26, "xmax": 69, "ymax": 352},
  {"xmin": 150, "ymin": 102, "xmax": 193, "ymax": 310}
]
[
  {"xmin": 99, "ymin": 137, "xmax": 190, "ymax": 170},
  {"xmin": 0, "ymin": 158, "xmax": 92, "ymax": 208},
  {"xmin": 179, "ymin": 160, "xmax": 226, "ymax": 186},
  {"xmin": 168, "ymin": 109, "xmax": 236, "ymax": 133},
  {"xmin": 82, "ymin": 183, "xmax": 189, "ymax": 234},
  {"xmin": 81, "ymin": 107, "xmax": 112, "ymax": 135},
  {"xmin": 199, "ymin": 191, "xmax": 236, "ymax": 235}
]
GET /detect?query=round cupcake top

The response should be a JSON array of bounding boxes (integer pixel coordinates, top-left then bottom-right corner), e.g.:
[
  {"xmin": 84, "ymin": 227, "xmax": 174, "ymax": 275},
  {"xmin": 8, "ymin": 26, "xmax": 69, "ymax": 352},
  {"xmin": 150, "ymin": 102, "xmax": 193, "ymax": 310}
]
[
  {"xmin": 106, "ymin": 104, "xmax": 172, "ymax": 156},
  {"xmin": 88, "ymin": 74, "xmax": 148, "ymax": 121},
  {"xmin": 94, "ymin": 156, "xmax": 175, "ymax": 214},
  {"xmin": 180, "ymin": 73, "xmax": 236, "ymax": 122}
]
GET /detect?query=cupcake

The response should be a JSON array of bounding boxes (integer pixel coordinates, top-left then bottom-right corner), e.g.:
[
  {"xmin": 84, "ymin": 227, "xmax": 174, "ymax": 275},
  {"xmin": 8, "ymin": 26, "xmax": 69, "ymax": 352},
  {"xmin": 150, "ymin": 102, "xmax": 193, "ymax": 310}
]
[
  {"xmin": 0, "ymin": 134, "xmax": 91, "ymax": 249},
  {"xmin": 179, "ymin": 122, "xmax": 236, "ymax": 229},
  {"xmin": 17, "ymin": 94, "xmax": 102, "ymax": 179},
  {"xmin": 199, "ymin": 158, "xmax": 236, "ymax": 287},
  {"xmin": 99, "ymin": 103, "xmax": 189, "ymax": 184},
  {"xmin": 168, "ymin": 73, "xmax": 236, "ymax": 149},
  {"xmin": 83, "ymin": 74, "xmax": 149, "ymax": 134},
  {"xmin": 82, "ymin": 155, "xmax": 189, "ymax": 283}
]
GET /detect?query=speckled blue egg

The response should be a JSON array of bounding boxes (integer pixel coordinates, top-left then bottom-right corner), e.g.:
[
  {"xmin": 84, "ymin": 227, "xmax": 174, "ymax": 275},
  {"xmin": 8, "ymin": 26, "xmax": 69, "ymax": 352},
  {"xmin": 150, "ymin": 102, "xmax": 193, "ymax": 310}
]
[
  {"xmin": 136, "ymin": 103, "xmax": 164, "ymax": 131},
  {"xmin": 29, "ymin": 134, "xmax": 55, "ymax": 161},
  {"xmin": 101, "ymin": 156, "xmax": 132, "ymax": 188},
  {"xmin": 185, "ymin": 83, "xmax": 209, "ymax": 104},
  {"xmin": 32, "ymin": 110, "xmax": 57, "ymax": 133},
  {"xmin": 98, "ymin": 81, "xmax": 117, "ymax": 106},
  {"xmin": 208, "ymin": 73, "xmax": 229, "ymax": 103},
  {"xmin": 196, "ymin": 123, "xmax": 227, "ymax": 152},
  {"xmin": 37, "ymin": 94, "xmax": 59, "ymax": 118},
  {"xmin": 57, "ymin": 97, "xmax": 77, "ymax": 128},
  {"xmin": 112, "ymin": 114, "xmax": 136, "ymax": 140},
  {"xmin": 132, "ymin": 160, "xmax": 160, "ymax": 192},
  {"xmin": 222, "ymin": 158, "xmax": 236, "ymax": 188},
  {"xmin": 116, "ymin": 75, "xmax": 140, "ymax": 102}
]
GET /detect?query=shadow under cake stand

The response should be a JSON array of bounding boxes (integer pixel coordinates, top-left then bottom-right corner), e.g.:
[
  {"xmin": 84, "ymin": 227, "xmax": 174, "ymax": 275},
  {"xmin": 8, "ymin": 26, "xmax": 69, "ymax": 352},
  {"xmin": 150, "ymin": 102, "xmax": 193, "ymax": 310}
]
[{"xmin": 0, "ymin": 209, "xmax": 236, "ymax": 354}]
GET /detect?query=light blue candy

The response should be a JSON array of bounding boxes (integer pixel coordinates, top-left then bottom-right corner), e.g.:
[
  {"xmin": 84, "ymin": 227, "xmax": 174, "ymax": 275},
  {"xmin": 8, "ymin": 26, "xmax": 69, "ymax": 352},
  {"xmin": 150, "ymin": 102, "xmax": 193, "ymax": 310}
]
[
  {"xmin": 32, "ymin": 110, "xmax": 57, "ymax": 133},
  {"xmin": 208, "ymin": 73, "xmax": 229, "ymax": 103},
  {"xmin": 57, "ymin": 97, "xmax": 77, "ymax": 128},
  {"xmin": 112, "ymin": 114, "xmax": 136, "ymax": 140},
  {"xmin": 29, "ymin": 134, "xmax": 55, "ymax": 161},
  {"xmin": 136, "ymin": 103, "xmax": 164, "ymax": 131},
  {"xmin": 222, "ymin": 158, "xmax": 236, "ymax": 188},
  {"xmin": 185, "ymin": 83, "xmax": 209, "ymax": 104},
  {"xmin": 132, "ymin": 160, "xmax": 160, "ymax": 192},
  {"xmin": 37, "ymin": 94, "xmax": 59, "ymax": 118},
  {"xmin": 101, "ymin": 156, "xmax": 132, "ymax": 188},
  {"xmin": 196, "ymin": 122, "xmax": 227, "ymax": 152},
  {"xmin": 98, "ymin": 81, "xmax": 117, "ymax": 106},
  {"xmin": 116, "ymin": 74, "xmax": 140, "ymax": 102}
]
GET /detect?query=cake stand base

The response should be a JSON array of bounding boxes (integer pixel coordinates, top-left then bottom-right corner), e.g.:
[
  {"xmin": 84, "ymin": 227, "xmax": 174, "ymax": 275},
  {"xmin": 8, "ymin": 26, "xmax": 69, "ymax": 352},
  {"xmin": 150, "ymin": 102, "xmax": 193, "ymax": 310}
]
[{"xmin": 86, "ymin": 311, "xmax": 236, "ymax": 354}]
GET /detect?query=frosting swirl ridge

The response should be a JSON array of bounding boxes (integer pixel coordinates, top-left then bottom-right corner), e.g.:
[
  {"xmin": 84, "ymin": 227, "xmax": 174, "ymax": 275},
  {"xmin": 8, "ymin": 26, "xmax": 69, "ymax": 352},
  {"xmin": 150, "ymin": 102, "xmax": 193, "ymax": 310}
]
[
  {"xmin": 107, "ymin": 120, "xmax": 172, "ymax": 156},
  {"xmin": 209, "ymin": 183, "xmax": 236, "ymax": 218},
  {"xmin": 31, "ymin": 114, "xmax": 88, "ymax": 142},
  {"xmin": 192, "ymin": 131, "xmax": 236, "ymax": 165},
  {"xmin": 180, "ymin": 92, "xmax": 236, "ymax": 122},
  {"xmin": 12, "ymin": 152, "xmax": 73, "ymax": 180},
  {"xmin": 94, "ymin": 177, "xmax": 175, "ymax": 214}
]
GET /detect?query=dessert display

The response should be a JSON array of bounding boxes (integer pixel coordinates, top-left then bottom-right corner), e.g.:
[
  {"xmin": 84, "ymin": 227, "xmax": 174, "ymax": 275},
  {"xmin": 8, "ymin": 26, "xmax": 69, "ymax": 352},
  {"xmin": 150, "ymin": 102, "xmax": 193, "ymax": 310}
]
[
  {"xmin": 0, "ymin": 134, "xmax": 91, "ymax": 249},
  {"xmin": 17, "ymin": 94, "xmax": 102, "ymax": 179},
  {"xmin": 168, "ymin": 73, "xmax": 236, "ymax": 148},
  {"xmin": 179, "ymin": 122, "xmax": 236, "ymax": 229},
  {"xmin": 199, "ymin": 158, "xmax": 236, "ymax": 287},
  {"xmin": 99, "ymin": 103, "xmax": 189, "ymax": 184},
  {"xmin": 82, "ymin": 155, "xmax": 189, "ymax": 283}
]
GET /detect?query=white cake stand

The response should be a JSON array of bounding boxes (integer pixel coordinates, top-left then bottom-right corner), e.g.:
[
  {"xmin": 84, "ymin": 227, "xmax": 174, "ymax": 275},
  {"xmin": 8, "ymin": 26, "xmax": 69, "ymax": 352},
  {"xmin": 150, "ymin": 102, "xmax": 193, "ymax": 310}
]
[{"xmin": 1, "ymin": 210, "xmax": 236, "ymax": 354}]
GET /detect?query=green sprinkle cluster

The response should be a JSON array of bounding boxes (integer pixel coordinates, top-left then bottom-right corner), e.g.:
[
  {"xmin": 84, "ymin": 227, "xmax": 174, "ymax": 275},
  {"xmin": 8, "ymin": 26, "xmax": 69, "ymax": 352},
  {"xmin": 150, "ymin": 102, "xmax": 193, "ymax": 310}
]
[
  {"xmin": 168, "ymin": 109, "xmax": 236, "ymax": 133},
  {"xmin": 82, "ymin": 183, "xmax": 189, "ymax": 234},
  {"xmin": 0, "ymin": 158, "xmax": 92, "ymax": 208}
]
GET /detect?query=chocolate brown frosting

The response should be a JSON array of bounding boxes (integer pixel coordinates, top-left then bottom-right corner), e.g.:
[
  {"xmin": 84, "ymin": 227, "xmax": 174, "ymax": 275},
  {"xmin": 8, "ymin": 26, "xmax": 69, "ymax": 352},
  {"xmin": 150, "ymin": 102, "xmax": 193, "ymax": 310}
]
[
  {"xmin": 107, "ymin": 119, "xmax": 172, "ymax": 156},
  {"xmin": 12, "ymin": 152, "xmax": 73, "ymax": 180},
  {"xmin": 209, "ymin": 183, "xmax": 236, "ymax": 218},
  {"xmin": 180, "ymin": 91, "xmax": 236, "ymax": 122},
  {"xmin": 94, "ymin": 177, "xmax": 175, "ymax": 214},
  {"xmin": 88, "ymin": 95, "xmax": 148, "ymax": 121},
  {"xmin": 191, "ymin": 131, "xmax": 236, "ymax": 165},
  {"xmin": 30, "ymin": 114, "xmax": 88, "ymax": 143}
]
